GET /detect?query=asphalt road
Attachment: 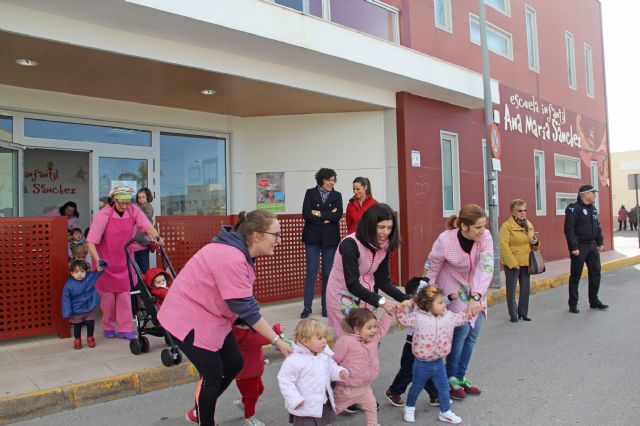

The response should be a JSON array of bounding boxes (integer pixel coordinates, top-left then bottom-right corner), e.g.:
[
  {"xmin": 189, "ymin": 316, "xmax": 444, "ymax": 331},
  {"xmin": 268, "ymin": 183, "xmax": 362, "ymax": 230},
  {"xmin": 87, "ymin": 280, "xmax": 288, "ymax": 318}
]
[{"xmin": 17, "ymin": 264, "xmax": 640, "ymax": 426}]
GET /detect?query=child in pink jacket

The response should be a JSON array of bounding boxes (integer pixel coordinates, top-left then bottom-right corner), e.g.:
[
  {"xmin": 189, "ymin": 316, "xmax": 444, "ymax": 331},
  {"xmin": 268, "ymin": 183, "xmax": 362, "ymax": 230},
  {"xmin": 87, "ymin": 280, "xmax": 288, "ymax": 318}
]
[
  {"xmin": 396, "ymin": 285, "xmax": 473, "ymax": 424},
  {"xmin": 332, "ymin": 308, "xmax": 393, "ymax": 426},
  {"xmin": 277, "ymin": 318, "xmax": 348, "ymax": 426}
]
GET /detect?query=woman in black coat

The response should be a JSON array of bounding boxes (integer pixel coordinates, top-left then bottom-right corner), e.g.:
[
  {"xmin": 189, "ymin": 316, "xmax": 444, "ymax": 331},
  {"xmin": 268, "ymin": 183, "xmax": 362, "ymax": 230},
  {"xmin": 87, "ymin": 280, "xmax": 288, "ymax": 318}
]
[{"xmin": 300, "ymin": 167, "xmax": 343, "ymax": 319}]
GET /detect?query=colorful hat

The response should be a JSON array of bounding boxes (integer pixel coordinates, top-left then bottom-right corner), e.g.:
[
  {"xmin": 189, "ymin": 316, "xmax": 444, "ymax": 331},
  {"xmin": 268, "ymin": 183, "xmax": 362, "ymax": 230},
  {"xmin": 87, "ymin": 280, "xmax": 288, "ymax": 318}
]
[{"xmin": 111, "ymin": 184, "xmax": 135, "ymax": 200}]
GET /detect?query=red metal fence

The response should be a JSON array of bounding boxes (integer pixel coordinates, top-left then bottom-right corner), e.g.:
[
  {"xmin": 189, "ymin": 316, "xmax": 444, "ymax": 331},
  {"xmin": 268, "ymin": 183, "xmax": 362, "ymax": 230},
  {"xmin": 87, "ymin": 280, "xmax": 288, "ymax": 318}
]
[
  {"xmin": 0, "ymin": 217, "xmax": 70, "ymax": 340},
  {"xmin": 156, "ymin": 214, "xmax": 400, "ymax": 303}
]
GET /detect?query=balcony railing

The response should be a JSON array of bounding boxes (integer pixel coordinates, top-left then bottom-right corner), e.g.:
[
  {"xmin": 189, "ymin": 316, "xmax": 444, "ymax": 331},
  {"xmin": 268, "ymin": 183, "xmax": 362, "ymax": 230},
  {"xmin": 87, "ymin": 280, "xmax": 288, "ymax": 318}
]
[{"xmin": 271, "ymin": 0, "xmax": 400, "ymax": 43}]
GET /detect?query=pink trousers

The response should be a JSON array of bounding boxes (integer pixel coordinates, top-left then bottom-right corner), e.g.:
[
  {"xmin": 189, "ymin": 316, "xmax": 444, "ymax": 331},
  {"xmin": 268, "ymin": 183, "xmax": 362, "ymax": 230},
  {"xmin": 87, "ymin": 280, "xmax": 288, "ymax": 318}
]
[
  {"xmin": 99, "ymin": 290, "xmax": 133, "ymax": 332},
  {"xmin": 334, "ymin": 384, "xmax": 377, "ymax": 426}
]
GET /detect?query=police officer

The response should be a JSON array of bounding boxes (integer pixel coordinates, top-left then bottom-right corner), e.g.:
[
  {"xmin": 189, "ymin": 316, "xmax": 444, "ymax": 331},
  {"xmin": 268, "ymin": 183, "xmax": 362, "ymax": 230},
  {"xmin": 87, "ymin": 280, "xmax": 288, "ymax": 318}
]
[{"xmin": 563, "ymin": 184, "xmax": 608, "ymax": 313}]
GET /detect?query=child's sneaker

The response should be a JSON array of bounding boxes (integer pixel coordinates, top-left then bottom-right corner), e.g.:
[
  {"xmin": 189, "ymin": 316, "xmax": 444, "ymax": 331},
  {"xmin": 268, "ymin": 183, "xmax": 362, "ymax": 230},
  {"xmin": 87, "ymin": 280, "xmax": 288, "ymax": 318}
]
[
  {"xmin": 403, "ymin": 405, "xmax": 415, "ymax": 422},
  {"xmin": 185, "ymin": 407, "xmax": 198, "ymax": 424},
  {"xmin": 439, "ymin": 410, "xmax": 462, "ymax": 424},
  {"xmin": 385, "ymin": 388, "xmax": 404, "ymax": 407},
  {"xmin": 234, "ymin": 398, "xmax": 245, "ymax": 412},
  {"xmin": 243, "ymin": 416, "xmax": 265, "ymax": 426},
  {"xmin": 73, "ymin": 338, "xmax": 82, "ymax": 350},
  {"xmin": 87, "ymin": 336, "xmax": 96, "ymax": 348}
]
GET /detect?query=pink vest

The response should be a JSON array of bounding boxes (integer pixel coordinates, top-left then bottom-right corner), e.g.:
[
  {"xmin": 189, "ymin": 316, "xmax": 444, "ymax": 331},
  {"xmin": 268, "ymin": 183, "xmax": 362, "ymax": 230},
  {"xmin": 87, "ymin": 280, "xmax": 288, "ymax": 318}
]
[{"xmin": 326, "ymin": 234, "xmax": 389, "ymax": 335}]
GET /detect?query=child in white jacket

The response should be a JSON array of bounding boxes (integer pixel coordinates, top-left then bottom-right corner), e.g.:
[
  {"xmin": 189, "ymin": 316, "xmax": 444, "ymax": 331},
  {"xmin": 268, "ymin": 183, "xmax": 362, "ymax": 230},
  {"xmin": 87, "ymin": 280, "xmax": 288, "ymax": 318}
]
[{"xmin": 277, "ymin": 318, "xmax": 349, "ymax": 425}]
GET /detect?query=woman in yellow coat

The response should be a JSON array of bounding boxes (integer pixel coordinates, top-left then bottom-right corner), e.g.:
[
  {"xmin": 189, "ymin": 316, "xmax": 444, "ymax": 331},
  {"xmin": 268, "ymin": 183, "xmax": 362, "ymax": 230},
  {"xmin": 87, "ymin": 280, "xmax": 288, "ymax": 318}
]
[{"xmin": 499, "ymin": 199, "xmax": 539, "ymax": 323}]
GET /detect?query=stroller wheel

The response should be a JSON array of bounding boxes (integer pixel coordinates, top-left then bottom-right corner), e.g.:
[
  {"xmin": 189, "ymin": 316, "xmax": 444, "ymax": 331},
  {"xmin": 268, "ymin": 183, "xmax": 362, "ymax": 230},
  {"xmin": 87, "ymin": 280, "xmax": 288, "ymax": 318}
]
[
  {"xmin": 172, "ymin": 348, "xmax": 182, "ymax": 365},
  {"xmin": 140, "ymin": 336, "xmax": 150, "ymax": 353},
  {"xmin": 161, "ymin": 349, "xmax": 174, "ymax": 367},
  {"xmin": 129, "ymin": 339, "xmax": 142, "ymax": 355}
]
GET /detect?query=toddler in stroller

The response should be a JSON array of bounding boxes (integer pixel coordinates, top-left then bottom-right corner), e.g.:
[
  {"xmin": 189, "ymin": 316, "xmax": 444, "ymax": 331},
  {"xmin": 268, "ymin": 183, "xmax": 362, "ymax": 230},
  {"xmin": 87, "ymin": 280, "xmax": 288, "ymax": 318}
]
[{"xmin": 144, "ymin": 267, "xmax": 172, "ymax": 309}]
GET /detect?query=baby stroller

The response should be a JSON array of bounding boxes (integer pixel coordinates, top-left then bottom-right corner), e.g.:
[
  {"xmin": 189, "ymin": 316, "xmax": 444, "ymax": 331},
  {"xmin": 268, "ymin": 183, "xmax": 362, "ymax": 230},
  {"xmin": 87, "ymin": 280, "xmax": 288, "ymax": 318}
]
[{"xmin": 125, "ymin": 238, "xmax": 182, "ymax": 367}]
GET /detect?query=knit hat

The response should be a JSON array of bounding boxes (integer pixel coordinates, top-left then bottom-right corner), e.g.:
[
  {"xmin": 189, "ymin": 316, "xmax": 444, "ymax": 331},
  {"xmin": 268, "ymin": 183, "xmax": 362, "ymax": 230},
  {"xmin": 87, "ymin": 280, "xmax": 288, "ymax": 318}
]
[{"xmin": 111, "ymin": 184, "xmax": 135, "ymax": 200}]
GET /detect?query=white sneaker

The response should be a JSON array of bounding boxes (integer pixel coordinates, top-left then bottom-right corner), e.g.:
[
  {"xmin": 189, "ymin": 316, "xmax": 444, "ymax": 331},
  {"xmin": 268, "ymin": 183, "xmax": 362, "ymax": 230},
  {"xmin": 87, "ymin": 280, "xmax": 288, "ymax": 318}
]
[
  {"xmin": 234, "ymin": 398, "xmax": 245, "ymax": 412},
  {"xmin": 403, "ymin": 405, "xmax": 415, "ymax": 422},
  {"xmin": 243, "ymin": 416, "xmax": 265, "ymax": 426},
  {"xmin": 439, "ymin": 409, "xmax": 462, "ymax": 424}
]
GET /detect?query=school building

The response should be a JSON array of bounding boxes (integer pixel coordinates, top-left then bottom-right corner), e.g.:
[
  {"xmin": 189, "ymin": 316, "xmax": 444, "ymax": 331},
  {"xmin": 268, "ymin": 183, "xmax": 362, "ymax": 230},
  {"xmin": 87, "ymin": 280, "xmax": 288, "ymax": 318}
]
[{"xmin": 0, "ymin": 0, "xmax": 611, "ymax": 338}]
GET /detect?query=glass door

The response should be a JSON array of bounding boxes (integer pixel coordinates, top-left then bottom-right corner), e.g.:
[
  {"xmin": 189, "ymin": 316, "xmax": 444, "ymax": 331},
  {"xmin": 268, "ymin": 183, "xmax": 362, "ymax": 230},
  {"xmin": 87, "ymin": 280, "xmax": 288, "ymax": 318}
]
[
  {"xmin": 0, "ymin": 116, "xmax": 19, "ymax": 217},
  {"xmin": 97, "ymin": 156, "xmax": 151, "ymax": 203}
]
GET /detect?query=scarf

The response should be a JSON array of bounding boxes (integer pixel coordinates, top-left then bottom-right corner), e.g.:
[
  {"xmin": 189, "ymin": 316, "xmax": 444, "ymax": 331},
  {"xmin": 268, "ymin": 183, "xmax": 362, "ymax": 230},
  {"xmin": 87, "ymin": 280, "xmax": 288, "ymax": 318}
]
[
  {"xmin": 513, "ymin": 216, "xmax": 528, "ymax": 232},
  {"xmin": 317, "ymin": 185, "xmax": 331, "ymax": 203}
]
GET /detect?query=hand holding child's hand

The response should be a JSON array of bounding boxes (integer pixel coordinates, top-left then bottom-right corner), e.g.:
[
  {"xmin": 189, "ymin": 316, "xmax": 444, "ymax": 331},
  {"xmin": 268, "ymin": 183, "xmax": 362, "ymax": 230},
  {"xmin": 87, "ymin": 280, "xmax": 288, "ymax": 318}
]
[
  {"xmin": 97, "ymin": 259, "xmax": 107, "ymax": 271},
  {"xmin": 339, "ymin": 369, "xmax": 349, "ymax": 380},
  {"xmin": 295, "ymin": 401, "xmax": 304, "ymax": 410}
]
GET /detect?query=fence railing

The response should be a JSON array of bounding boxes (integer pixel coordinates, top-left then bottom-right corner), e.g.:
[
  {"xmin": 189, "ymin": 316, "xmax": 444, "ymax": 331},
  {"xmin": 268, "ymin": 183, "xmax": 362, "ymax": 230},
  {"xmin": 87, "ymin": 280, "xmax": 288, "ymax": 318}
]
[
  {"xmin": 0, "ymin": 216, "xmax": 70, "ymax": 341},
  {"xmin": 156, "ymin": 213, "xmax": 399, "ymax": 303}
]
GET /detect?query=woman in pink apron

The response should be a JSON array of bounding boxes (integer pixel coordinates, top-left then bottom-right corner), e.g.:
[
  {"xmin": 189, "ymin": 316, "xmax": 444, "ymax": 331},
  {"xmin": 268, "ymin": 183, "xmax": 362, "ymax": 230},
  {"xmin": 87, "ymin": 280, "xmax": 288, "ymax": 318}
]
[{"xmin": 86, "ymin": 184, "xmax": 160, "ymax": 339}]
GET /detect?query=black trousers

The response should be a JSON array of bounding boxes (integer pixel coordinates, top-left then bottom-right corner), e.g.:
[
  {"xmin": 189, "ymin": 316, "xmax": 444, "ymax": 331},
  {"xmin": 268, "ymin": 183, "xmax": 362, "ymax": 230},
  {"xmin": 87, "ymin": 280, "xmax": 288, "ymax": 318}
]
[
  {"xmin": 73, "ymin": 320, "xmax": 95, "ymax": 339},
  {"xmin": 170, "ymin": 329, "xmax": 243, "ymax": 426},
  {"xmin": 568, "ymin": 242, "xmax": 601, "ymax": 307},
  {"xmin": 388, "ymin": 338, "xmax": 438, "ymax": 399}
]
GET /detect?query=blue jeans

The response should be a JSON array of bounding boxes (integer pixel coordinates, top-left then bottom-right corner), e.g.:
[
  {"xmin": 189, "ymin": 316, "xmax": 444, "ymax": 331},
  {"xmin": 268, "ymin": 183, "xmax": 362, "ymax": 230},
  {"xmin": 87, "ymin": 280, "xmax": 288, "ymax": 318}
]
[
  {"xmin": 406, "ymin": 358, "xmax": 450, "ymax": 412},
  {"xmin": 302, "ymin": 244, "xmax": 337, "ymax": 315},
  {"xmin": 446, "ymin": 313, "xmax": 485, "ymax": 380}
]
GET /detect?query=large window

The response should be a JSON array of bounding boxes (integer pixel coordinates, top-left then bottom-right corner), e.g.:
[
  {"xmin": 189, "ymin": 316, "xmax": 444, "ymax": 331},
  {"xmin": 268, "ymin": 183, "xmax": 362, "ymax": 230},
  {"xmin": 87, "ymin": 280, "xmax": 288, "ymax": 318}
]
[
  {"xmin": 584, "ymin": 43, "xmax": 595, "ymax": 98},
  {"xmin": 441, "ymin": 131, "xmax": 460, "ymax": 217},
  {"xmin": 24, "ymin": 118, "xmax": 151, "ymax": 147},
  {"xmin": 434, "ymin": 0, "xmax": 452, "ymax": 32},
  {"xmin": 469, "ymin": 13, "xmax": 513, "ymax": 59},
  {"xmin": 525, "ymin": 5, "xmax": 539, "ymax": 72},
  {"xmin": 565, "ymin": 31, "xmax": 577, "ymax": 90},
  {"xmin": 274, "ymin": 0, "xmax": 324, "ymax": 17},
  {"xmin": 534, "ymin": 150, "xmax": 546, "ymax": 215},
  {"xmin": 0, "ymin": 115, "xmax": 18, "ymax": 217},
  {"xmin": 554, "ymin": 154, "xmax": 581, "ymax": 179},
  {"xmin": 556, "ymin": 192, "xmax": 577, "ymax": 215},
  {"xmin": 485, "ymin": 0, "xmax": 510, "ymax": 16},
  {"xmin": 160, "ymin": 132, "xmax": 227, "ymax": 216}
]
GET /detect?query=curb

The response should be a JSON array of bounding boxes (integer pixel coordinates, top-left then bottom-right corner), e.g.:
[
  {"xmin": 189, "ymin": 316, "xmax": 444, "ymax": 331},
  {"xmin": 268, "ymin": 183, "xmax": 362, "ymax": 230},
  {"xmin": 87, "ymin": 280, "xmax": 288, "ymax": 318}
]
[{"xmin": 2, "ymin": 254, "xmax": 639, "ymax": 424}]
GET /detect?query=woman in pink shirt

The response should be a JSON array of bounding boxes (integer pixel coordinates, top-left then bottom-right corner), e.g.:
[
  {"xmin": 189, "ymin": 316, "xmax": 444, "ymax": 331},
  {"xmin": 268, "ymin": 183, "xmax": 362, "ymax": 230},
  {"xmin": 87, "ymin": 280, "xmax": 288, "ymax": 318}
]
[
  {"xmin": 158, "ymin": 210, "xmax": 292, "ymax": 426},
  {"xmin": 424, "ymin": 204, "xmax": 493, "ymax": 401},
  {"xmin": 86, "ymin": 185, "xmax": 160, "ymax": 340}
]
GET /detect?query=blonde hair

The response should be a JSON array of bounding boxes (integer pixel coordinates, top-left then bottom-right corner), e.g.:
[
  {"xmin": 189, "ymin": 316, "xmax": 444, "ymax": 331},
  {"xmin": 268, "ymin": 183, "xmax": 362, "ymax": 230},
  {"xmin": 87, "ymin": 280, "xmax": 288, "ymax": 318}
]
[
  {"xmin": 293, "ymin": 318, "xmax": 327, "ymax": 343},
  {"xmin": 509, "ymin": 199, "xmax": 526, "ymax": 215},
  {"xmin": 71, "ymin": 243, "xmax": 88, "ymax": 260}
]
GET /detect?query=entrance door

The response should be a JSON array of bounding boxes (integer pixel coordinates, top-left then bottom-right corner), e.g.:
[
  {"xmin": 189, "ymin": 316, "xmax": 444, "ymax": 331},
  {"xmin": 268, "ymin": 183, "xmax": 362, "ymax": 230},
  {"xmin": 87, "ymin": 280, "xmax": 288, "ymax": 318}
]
[
  {"xmin": 96, "ymin": 154, "xmax": 153, "ymax": 211},
  {"xmin": 0, "ymin": 142, "xmax": 20, "ymax": 218}
]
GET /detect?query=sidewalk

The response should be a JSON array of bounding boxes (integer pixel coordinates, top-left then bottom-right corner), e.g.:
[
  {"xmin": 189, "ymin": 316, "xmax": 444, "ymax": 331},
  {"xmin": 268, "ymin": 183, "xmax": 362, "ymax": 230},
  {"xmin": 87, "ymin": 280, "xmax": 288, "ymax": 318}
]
[{"xmin": 1, "ymin": 234, "xmax": 639, "ymax": 424}]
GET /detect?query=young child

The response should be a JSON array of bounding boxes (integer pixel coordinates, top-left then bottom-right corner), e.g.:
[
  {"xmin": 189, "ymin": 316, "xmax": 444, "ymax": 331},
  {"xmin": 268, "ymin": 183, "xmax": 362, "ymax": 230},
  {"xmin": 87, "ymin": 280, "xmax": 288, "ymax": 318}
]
[
  {"xmin": 232, "ymin": 319, "xmax": 284, "ymax": 426},
  {"xmin": 385, "ymin": 277, "xmax": 439, "ymax": 407},
  {"xmin": 396, "ymin": 285, "xmax": 473, "ymax": 424},
  {"xmin": 134, "ymin": 187, "xmax": 155, "ymax": 274},
  {"xmin": 61, "ymin": 259, "xmax": 106, "ymax": 349},
  {"xmin": 143, "ymin": 268, "xmax": 172, "ymax": 309},
  {"xmin": 332, "ymin": 308, "xmax": 393, "ymax": 426},
  {"xmin": 71, "ymin": 243, "xmax": 92, "ymax": 265},
  {"xmin": 278, "ymin": 318, "xmax": 349, "ymax": 426},
  {"xmin": 68, "ymin": 227, "xmax": 85, "ymax": 259}
]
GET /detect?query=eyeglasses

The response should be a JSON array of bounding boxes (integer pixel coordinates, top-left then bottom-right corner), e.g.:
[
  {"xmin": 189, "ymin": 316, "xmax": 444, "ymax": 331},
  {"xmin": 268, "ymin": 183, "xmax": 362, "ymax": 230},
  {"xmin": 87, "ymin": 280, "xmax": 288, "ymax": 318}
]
[
  {"xmin": 517, "ymin": 209, "xmax": 528, "ymax": 213},
  {"xmin": 261, "ymin": 231, "xmax": 282, "ymax": 239},
  {"xmin": 115, "ymin": 200, "xmax": 131, "ymax": 207}
]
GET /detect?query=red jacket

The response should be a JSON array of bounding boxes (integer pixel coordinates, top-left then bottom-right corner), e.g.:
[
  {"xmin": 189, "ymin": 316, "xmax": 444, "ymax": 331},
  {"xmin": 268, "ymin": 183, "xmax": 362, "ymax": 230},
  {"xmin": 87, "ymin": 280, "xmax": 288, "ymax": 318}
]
[
  {"xmin": 345, "ymin": 196, "xmax": 378, "ymax": 234},
  {"xmin": 143, "ymin": 268, "xmax": 172, "ymax": 309},
  {"xmin": 232, "ymin": 323, "xmax": 282, "ymax": 380}
]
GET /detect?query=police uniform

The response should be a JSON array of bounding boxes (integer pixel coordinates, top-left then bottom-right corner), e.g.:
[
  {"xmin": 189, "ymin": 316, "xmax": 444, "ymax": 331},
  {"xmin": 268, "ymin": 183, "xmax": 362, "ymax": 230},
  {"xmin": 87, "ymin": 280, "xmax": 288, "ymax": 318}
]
[{"xmin": 563, "ymin": 186, "xmax": 607, "ymax": 312}]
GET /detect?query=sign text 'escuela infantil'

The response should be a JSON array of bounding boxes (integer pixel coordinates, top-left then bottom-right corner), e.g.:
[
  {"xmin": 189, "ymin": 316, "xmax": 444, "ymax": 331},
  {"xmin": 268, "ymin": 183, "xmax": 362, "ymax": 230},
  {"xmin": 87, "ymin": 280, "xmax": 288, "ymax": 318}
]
[{"xmin": 503, "ymin": 92, "xmax": 581, "ymax": 148}]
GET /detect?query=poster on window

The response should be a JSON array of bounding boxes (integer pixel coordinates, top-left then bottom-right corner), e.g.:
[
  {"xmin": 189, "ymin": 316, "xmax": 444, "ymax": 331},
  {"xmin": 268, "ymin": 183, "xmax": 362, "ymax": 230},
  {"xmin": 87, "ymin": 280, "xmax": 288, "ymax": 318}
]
[{"xmin": 256, "ymin": 172, "xmax": 285, "ymax": 212}]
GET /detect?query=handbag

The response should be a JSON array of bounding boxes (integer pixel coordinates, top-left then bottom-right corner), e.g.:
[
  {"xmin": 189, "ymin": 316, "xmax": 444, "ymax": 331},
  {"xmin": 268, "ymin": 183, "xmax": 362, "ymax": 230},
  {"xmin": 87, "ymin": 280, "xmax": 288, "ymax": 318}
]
[{"xmin": 528, "ymin": 247, "xmax": 545, "ymax": 274}]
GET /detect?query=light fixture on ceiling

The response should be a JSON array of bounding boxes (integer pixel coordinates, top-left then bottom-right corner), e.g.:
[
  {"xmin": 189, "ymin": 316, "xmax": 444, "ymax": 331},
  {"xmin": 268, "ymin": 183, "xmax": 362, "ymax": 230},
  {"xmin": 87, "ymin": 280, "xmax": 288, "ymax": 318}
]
[
  {"xmin": 200, "ymin": 89, "xmax": 216, "ymax": 96},
  {"xmin": 15, "ymin": 58, "xmax": 39, "ymax": 67}
]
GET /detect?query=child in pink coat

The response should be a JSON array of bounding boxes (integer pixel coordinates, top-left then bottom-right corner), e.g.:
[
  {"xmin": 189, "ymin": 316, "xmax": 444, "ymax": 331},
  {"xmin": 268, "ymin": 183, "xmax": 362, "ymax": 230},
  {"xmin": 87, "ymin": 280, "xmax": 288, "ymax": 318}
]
[
  {"xmin": 332, "ymin": 308, "xmax": 393, "ymax": 426},
  {"xmin": 396, "ymin": 285, "xmax": 474, "ymax": 424},
  {"xmin": 277, "ymin": 318, "xmax": 348, "ymax": 426}
]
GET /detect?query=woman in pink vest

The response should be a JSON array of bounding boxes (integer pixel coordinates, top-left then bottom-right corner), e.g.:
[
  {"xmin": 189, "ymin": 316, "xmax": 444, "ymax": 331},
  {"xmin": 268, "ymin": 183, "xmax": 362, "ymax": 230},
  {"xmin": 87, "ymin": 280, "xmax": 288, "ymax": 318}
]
[
  {"xmin": 158, "ymin": 210, "xmax": 292, "ymax": 426},
  {"xmin": 326, "ymin": 203, "xmax": 410, "ymax": 337},
  {"xmin": 86, "ymin": 185, "xmax": 160, "ymax": 339},
  {"xmin": 424, "ymin": 204, "xmax": 493, "ymax": 401}
]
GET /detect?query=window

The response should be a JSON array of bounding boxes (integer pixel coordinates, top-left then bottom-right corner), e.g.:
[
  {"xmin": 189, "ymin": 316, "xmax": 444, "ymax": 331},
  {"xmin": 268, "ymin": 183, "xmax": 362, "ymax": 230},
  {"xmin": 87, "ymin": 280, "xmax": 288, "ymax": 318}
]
[
  {"xmin": 274, "ymin": 0, "xmax": 323, "ymax": 17},
  {"xmin": 584, "ymin": 43, "xmax": 595, "ymax": 97},
  {"xmin": 565, "ymin": 31, "xmax": 577, "ymax": 90},
  {"xmin": 485, "ymin": 0, "xmax": 510, "ymax": 16},
  {"xmin": 590, "ymin": 160, "xmax": 599, "ymax": 211},
  {"xmin": 469, "ymin": 13, "xmax": 513, "ymax": 59},
  {"xmin": 24, "ymin": 118, "xmax": 151, "ymax": 147},
  {"xmin": 554, "ymin": 154, "xmax": 581, "ymax": 179},
  {"xmin": 160, "ymin": 132, "xmax": 227, "ymax": 216},
  {"xmin": 534, "ymin": 150, "xmax": 546, "ymax": 215},
  {"xmin": 434, "ymin": 0, "xmax": 452, "ymax": 32},
  {"xmin": 441, "ymin": 131, "xmax": 460, "ymax": 217},
  {"xmin": 525, "ymin": 5, "xmax": 539, "ymax": 72},
  {"xmin": 556, "ymin": 193, "xmax": 577, "ymax": 215},
  {"xmin": 0, "ymin": 115, "xmax": 18, "ymax": 217}
]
